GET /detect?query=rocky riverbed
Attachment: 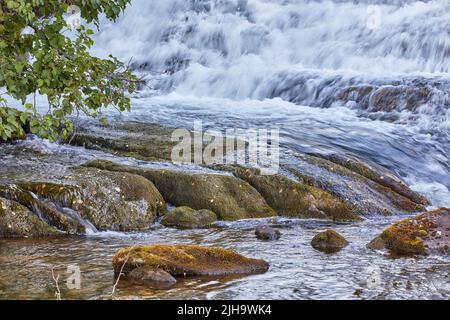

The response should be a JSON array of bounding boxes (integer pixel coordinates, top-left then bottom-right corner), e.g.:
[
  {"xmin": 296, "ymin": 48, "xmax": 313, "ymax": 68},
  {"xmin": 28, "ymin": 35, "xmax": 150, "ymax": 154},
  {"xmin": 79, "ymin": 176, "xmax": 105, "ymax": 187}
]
[{"xmin": 0, "ymin": 120, "xmax": 448, "ymax": 300}]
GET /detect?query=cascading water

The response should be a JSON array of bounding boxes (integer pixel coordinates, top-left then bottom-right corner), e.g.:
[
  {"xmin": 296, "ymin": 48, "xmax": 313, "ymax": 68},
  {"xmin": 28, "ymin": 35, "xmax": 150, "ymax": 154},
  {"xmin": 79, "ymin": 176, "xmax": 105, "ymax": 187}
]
[{"xmin": 94, "ymin": 0, "xmax": 450, "ymax": 119}]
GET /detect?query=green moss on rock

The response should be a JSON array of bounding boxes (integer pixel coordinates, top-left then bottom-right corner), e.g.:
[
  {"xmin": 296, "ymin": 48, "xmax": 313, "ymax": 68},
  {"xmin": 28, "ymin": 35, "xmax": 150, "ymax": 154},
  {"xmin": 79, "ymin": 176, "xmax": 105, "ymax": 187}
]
[
  {"xmin": 226, "ymin": 166, "xmax": 359, "ymax": 221},
  {"xmin": 0, "ymin": 167, "xmax": 167, "ymax": 233},
  {"xmin": 85, "ymin": 160, "xmax": 275, "ymax": 221},
  {"xmin": 0, "ymin": 197, "xmax": 59, "ymax": 238},
  {"xmin": 368, "ymin": 208, "xmax": 450, "ymax": 256},
  {"xmin": 311, "ymin": 229, "xmax": 349, "ymax": 253},
  {"xmin": 289, "ymin": 153, "xmax": 427, "ymax": 216},
  {"xmin": 161, "ymin": 206, "xmax": 217, "ymax": 229},
  {"xmin": 112, "ymin": 244, "xmax": 270, "ymax": 277}
]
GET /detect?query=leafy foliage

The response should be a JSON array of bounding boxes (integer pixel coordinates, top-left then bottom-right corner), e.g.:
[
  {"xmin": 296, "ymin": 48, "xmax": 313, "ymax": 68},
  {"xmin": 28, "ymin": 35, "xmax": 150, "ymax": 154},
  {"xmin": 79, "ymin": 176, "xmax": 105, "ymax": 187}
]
[{"xmin": 0, "ymin": 0, "xmax": 137, "ymax": 141}]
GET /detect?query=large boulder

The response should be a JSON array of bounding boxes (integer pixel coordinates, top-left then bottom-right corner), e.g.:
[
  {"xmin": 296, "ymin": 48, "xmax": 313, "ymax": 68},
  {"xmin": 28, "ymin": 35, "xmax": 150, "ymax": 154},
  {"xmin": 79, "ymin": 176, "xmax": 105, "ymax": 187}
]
[
  {"xmin": 227, "ymin": 166, "xmax": 359, "ymax": 221},
  {"xmin": 0, "ymin": 197, "xmax": 59, "ymax": 238},
  {"xmin": 308, "ymin": 152, "xmax": 429, "ymax": 206},
  {"xmin": 287, "ymin": 153, "xmax": 428, "ymax": 216},
  {"xmin": 0, "ymin": 167, "xmax": 166, "ymax": 233},
  {"xmin": 85, "ymin": 160, "xmax": 276, "ymax": 221},
  {"xmin": 69, "ymin": 121, "xmax": 239, "ymax": 162},
  {"xmin": 311, "ymin": 229, "xmax": 349, "ymax": 253},
  {"xmin": 112, "ymin": 244, "xmax": 270, "ymax": 277},
  {"xmin": 161, "ymin": 206, "xmax": 217, "ymax": 229},
  {"xmin": 69, "ymin": 121, "xmax": 178, "ymax": 161},
  {"xmin": 368, "ymin": 208, "xmax": 450, "ymax": 256}
]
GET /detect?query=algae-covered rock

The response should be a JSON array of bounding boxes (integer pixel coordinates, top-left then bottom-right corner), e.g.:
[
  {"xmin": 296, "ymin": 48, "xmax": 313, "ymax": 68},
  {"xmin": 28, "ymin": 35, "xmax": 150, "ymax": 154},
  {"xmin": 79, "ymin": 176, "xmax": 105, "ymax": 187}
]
[
  {"xmin": 311, "ymin": 229, "xmax": 349, "ymax": 253},
  {"xmin": 70, "ymin": 121, "xmax": 240, "ymax": 162},
  {"xmin": 368, "ymin": 208, "xmax": 450, "ymax": 256},
  {"xmin": 308, "ymin": 152, "xmax": 429, "ymax": 206},
  {"xmin": 0, "ymin": 167, "xmax": 166, "ymax": 233},
  {"xmin": 112, "ymin": 244, "xmax": 270, "ymax": 277},
  {"xmin": 161, "ymin": 206, "xmax": 217, "ymax": 229},
  {"xmin": 255, "ymin": 225, "xmax": 281, "ymax": 241},
  {"xmin": 0, "ymin": 197, "xmax": 59, "ymax": 238},
  {"xmin": 229, "ymin": 166, "xmax": 359, "ymax": 221},
  {"xmin": 288, "ymin": 153, "xmax": 427, "ymax": 216},
  {"xmin": 85, "ymin": 160, "xmax": 275, "ymax": 221}
]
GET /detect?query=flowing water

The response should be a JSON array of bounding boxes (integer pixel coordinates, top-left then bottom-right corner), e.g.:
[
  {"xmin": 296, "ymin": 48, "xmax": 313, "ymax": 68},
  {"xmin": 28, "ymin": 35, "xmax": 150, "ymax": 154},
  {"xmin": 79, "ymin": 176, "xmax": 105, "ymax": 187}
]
[{"xmin": 1, "ymin": 0, "xmax": 450, "ymax": 299}]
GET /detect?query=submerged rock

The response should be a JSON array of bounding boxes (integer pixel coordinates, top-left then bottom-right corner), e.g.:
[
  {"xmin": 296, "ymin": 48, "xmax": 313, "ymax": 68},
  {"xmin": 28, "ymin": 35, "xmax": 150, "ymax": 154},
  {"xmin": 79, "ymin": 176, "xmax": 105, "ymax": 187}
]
[
  {"xmin": 0, "ymin": 167, "xmax": 166, "ymax": 234},
  {"xmin": 70, "ymin": 121, "xmax": 178, "ymax": 161},
  {"xmin": 85, "ymin": 160, "xmax": 275, "ymax": 221},
  {"xmin": 112, "ymin": 244, "xmax": 270, "ymax": 277},
  {"xmin": 161, "ymin": 206, "xmax": 217, "ymax": 229},
  {"xmin": 337, "ymin": 81, "xmax": 449, "ymax": 116},
  {"xmin": 0, "ymin": 197, "xmax": 59, "ymax": 238},
  {"xmin": 368, "ymin": 208, "xmax": 450, "ymax": 256},
  {"xmin": 311, "ymin": 230, "xmax": 349, "ymax": 253},
  {"xmin": 255, "ymin": 225, "xmax": 281, "ymax": 241},
  {"xmin": 125, "ymin": 266, "xmax": 177, "ymax": 289},
  {"xmin": 226, "ymin": 166, "xmax": 359, "ymax": 221}
]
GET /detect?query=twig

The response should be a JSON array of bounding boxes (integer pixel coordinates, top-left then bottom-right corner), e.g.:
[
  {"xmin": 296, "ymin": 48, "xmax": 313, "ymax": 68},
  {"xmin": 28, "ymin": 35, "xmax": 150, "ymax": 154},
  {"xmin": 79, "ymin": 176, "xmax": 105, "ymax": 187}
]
[
  {"xmin": 110, "ymin": 253, "xmax": 131, "ymax": 299},
  {"xmin": 51, "ymin": 267, "xmax": 62, "ymax": 300}
]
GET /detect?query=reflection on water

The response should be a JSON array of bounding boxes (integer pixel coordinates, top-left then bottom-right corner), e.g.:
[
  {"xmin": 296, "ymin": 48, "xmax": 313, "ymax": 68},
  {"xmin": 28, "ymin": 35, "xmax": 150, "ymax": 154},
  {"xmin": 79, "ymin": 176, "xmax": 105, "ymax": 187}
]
[{"xmin": 1, "ymin": 217, "xmax": 448, "ymax": 300}]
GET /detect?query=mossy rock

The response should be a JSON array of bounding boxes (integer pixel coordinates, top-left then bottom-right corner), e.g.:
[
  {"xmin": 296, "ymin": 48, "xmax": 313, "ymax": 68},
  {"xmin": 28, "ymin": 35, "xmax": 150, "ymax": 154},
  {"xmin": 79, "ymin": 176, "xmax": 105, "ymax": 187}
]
[
  {"xmin": 311, "ymin": 229, "xmax": 349, "ymax": 253},
  {"xmin": 0, "ymin": 197, "xmax": 59, "ymax": 238},
  {"xmin": 112, "ymin": 244, "xmax": 270, "ymax": 277},
  {"xmin": 368, "ymin": 208, "xmax": 450, "ymax": 256},
  {"xmin": 69, "ymin": 121, "xmax": 240, "ymax": 162},
  {"xmin": 85, "ymin": 160, "xmax": 276, "ymax": 221},
  {"xmin": 227, "ymin": 166, "xmax": 359, "ymax": 221},
  {"xmin": 0, "ymin": 167, "xmax": 166, "ymax": 233},
  {"xmin": 288, "ymin": 153, "xmax": 427, "ymax": 216},
  {"xmin": 308, "ymin": 152, "xmax": 429, "ymax": 206},
  {"xmin": 161, "ymin": 206, "xmax": 217, "ymax": 229}
]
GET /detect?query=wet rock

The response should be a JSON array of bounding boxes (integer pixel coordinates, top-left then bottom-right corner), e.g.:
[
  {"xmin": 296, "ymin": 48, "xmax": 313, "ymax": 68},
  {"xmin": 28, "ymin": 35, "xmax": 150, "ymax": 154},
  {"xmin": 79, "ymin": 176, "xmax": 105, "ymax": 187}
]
[
  {"xmin": 368, "ymin": 86, "xmax": 431, "ymax": 113},
  {"xmin": 0, "ymin": 184, "xmax": 85, "ymax": 234},
  {"xmin": 125, "ymin": 266, "xmax": 177, "ymax": 289},
  {"xmin": 70, "ymin": 121, "xmax": 239, "ymax": 162},
  {"xmin": 255, "ymin": 225, "xmax": 281, "ymax": 241},
  {"xmin": 287, "ymin": 153, "xmax": 427, "ymax": 216},
  {"xmin": 227, "ymin": 166, "xmax": 359, "ymax": 221},
  {"xmin": 311, "ymin": 229, "xmax": 349, "ymax": 253},
  {"xmin": 0, "ymin": 167, "xmax": 166, "ymax": 233},
  {"xmin": 70, "ymin": 121, "xmax": 178, "ymax": 161},
  {"xmin": 309, "ymin": 152, "xmax": 429, "ymax": 206},
  {"xmin": 368, "ymin": 208, "xmax": 450, "ymax": 256},
  {"xmin": 112, "ymin": 244, "xmax": 270, "ymax": 277},
  {"xmin": 0, "ymin": 197, "xmax": 59, "ymax": 238},
  {"xmin": 161, "ymin": 206, "xmax": 217, "ymax": 229},
  {"xmin": 337, "ymin": 81, "xmax": 450, "ymax": 116},
  {"xmin": 85, "ymin": 160, "xmax": 275, "ymax": 221}
]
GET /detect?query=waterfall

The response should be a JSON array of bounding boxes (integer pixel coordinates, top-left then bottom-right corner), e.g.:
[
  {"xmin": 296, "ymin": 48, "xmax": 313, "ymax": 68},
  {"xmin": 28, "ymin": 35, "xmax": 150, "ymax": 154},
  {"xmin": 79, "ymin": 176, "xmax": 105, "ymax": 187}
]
[{"xmin": 92, "ymin": 0, "xmax": 450, "ymax": 118}]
